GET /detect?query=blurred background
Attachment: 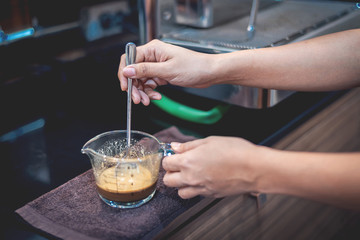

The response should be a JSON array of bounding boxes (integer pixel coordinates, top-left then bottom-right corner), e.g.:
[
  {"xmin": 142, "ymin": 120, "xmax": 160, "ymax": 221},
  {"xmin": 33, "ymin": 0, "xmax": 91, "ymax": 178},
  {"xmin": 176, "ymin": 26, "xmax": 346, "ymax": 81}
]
[{"xmin": 1, "ymin": 0, "xmax": 359, "ymax": 239}]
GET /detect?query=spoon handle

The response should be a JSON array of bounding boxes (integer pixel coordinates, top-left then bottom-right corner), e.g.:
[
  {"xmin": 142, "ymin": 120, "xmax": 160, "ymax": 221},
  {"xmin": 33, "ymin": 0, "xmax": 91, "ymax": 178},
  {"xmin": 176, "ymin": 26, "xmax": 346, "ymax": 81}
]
[{"xmin": 125, "ymin": 43, "xmax": 136, "ymax": 147}]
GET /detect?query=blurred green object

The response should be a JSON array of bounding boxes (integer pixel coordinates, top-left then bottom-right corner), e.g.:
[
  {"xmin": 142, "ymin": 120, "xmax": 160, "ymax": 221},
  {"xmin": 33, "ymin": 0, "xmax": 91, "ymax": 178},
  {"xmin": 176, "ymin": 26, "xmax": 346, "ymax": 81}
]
[{"xmin": 152, "ymin": 94, "xmax": 230, "ymax": 125}]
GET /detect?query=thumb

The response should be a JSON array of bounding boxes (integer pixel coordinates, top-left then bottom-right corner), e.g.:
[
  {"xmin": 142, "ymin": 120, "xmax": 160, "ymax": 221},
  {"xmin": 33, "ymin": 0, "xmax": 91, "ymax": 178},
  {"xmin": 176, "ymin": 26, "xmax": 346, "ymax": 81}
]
[
  {"xmin": 171, "ymin": 139, "xmax": 204, "ymax": 153},
  {"xmin": 123, "ymin": 62, "xmax": 166, "ymax": 79}
]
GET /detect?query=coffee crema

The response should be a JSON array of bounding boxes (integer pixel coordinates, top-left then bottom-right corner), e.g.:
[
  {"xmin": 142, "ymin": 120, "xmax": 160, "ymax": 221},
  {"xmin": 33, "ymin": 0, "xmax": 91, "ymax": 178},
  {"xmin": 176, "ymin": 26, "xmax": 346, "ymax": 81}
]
[{"xmin": 96, "ymin": 165, "xmax": 157, "ymax": 202}]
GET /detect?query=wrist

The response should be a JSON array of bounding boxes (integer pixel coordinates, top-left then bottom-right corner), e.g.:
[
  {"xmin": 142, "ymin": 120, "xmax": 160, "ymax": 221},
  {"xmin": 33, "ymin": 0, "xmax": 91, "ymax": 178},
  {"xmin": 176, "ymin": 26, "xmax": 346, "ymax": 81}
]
[
  {"xmin": 199, "ymin": 53, "xmax": 223, "ymax": 85},
  {"xmin": 208, "ymin": 53, "xmax": 229, "ymax": 85},
  {"xmin": 253, "ymin": 148, "xmax": 313, "ymax": 196},
  {"xmin": 210, "ymin": 50, "xmax": 255, "ymax": 86},
  {"xmin": 250, "ymin": 145, "xmax": 283, "ymax": 194}
]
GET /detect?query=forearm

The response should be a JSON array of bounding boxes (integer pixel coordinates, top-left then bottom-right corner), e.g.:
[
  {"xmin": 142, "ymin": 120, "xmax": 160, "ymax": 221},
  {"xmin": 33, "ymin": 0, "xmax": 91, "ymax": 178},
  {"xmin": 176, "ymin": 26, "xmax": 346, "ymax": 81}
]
[
  {"xmin": 256, "ymin": 147, "xmax": 360, "ymax": 210},
  {"xmin": 211, "ymin": 29, "xmax": 360, "ymax": 91}
]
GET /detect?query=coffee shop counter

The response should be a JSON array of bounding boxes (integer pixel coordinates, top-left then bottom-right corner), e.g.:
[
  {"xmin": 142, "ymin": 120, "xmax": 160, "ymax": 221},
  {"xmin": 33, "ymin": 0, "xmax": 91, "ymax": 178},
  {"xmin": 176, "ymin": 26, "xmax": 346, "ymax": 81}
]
[
  {"xmin": 154, "ymin": 87, "xmax": 360, "ymax": 240},
  {"xmin": 1, "ymin": 40, "xmax": 360, "ymax": 238}
]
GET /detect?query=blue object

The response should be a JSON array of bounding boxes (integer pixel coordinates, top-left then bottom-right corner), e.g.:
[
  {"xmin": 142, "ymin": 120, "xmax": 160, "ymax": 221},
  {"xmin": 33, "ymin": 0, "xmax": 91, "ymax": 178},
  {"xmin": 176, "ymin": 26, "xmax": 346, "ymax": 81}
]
[
  {"xmin": 6, "ymin": 28, "xmax": 35, "ymax": 42},
  {"xmin": 0, "ymin": 118, "xmax": 45, "ymax": 142}
]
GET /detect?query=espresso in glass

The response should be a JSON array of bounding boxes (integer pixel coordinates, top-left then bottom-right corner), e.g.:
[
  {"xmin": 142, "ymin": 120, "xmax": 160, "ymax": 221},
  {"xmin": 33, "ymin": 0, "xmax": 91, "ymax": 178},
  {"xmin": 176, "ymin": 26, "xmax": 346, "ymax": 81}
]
[
  {"xmin": 96, "ymin": 164, "xmax": 157, "ymax": 203},
  {"xmin": 81, "ymin": 130, "xmax": 173, "ymax": 208}
]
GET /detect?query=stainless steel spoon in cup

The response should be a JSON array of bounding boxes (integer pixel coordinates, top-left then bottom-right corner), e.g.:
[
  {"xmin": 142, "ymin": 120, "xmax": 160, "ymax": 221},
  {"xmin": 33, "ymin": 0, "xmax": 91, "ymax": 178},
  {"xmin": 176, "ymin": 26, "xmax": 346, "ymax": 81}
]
[{"xmin": 125, "ymin": 42, "xmax": 136, "ymax": 148}]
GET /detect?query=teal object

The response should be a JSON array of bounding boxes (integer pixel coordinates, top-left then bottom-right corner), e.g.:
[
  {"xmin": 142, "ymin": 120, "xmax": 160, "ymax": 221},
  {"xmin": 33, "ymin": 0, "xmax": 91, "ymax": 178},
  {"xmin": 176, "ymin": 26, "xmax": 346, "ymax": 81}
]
[
  {"xmin": 152, "ymin": 94, "xmax": 230, "ymax": 125},
  {"xmin": 6, "ymin": 28, "xmax": 35, "ymax": 42}
]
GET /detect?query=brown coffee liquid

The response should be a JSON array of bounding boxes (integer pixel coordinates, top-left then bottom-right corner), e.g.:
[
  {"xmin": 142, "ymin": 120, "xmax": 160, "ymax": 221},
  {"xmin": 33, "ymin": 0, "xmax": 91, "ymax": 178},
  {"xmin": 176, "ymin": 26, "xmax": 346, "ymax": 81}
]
[{"xmin": 96, "ymin": 165, "xmax": 156, "ymax": 202}]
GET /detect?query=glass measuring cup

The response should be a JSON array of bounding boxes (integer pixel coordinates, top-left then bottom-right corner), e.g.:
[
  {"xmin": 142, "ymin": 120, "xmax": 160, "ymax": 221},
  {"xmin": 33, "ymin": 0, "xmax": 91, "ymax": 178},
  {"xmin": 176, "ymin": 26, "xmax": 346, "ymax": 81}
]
[{"xmin": 81, "ymin": 130, "xmax": 173, "ymax": 208}]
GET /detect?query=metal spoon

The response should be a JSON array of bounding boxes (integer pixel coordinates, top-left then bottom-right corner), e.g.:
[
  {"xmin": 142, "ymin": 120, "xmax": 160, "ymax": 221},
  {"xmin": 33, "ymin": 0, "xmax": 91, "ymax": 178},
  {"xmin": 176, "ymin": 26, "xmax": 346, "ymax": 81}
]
[
  {"xmin": 125, "ymin": 42, "xmax": 136, "ymax": 148},
  {"xmin": 115, "ymin": 43, "xmax": 137, "ymax": 187}
]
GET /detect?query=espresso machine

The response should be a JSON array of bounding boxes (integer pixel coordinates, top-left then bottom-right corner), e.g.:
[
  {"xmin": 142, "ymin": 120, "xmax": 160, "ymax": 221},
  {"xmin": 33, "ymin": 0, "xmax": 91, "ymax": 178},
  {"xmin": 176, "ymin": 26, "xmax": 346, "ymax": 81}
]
[{"xmin": 137, "ymin": 0, "xmax": 360, "ymax": 114}]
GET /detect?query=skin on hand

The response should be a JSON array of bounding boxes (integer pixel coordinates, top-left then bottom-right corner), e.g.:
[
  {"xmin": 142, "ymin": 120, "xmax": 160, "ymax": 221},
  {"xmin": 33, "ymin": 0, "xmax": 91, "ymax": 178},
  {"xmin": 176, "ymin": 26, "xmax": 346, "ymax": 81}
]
[
  {"xmin": 117, "ymin": 39, "xmax": 216, "ymax": 105},
  {"xmin": 163, "ymin": 137, "xmax": 360, "ymax": 210},
  {"xmin": 116, "ymin": 30, "xmax": 360, "ymax": 210},
  {"xmin": 162, "ymin": 136, "xmax": 262, "ymax": 199},
  {"xmin": 212, "ymin": 29, "xmax": 360, "ymax": 91},
  {"xmin": 117, "ymin": 30, "xmax": 360, "ymax": 105}
]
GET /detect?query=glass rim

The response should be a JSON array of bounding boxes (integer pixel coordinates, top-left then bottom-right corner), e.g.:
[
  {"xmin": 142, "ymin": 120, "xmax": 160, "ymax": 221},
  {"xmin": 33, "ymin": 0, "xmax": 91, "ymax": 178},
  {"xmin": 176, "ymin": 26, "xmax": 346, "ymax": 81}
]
[{"xmin": 81, "ymin": 130, "xmax": 163, "ymax": 162}]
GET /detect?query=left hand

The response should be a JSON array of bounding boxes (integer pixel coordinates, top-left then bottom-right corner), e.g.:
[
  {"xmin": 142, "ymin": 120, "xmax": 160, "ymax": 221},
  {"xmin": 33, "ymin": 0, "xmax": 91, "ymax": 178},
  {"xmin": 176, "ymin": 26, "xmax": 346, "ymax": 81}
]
[{"xmin": 162, "ymin": 136, "xmax": 262, "ymax": 199}]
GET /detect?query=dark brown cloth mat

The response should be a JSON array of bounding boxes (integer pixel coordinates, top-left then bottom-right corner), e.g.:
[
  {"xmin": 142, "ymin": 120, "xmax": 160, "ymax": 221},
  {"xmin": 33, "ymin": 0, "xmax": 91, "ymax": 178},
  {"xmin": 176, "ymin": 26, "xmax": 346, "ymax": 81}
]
[{"xmin": 16, "ymin": 126, "xmax": 201, "ymax": 240}]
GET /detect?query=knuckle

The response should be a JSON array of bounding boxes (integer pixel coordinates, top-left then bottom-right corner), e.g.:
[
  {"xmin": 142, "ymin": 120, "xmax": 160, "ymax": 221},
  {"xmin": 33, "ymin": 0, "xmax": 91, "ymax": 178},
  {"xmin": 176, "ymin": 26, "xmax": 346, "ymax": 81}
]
[
  {"xmin": 139, "ymin": 64, "xmax": 149, "ymax": 76},
  {"xmin": 150, "ymin": 39, "xmax": 161, "ymax": 45},
  {"xmin": 162, "ymin": 156, "xmax": 174, "ymax": 170},
  {"xmin": 162, "ymin": 173, "xmax": 170, "ymax": 186},
  {"xmin": 180, "ymin": 157, "xmax": 190, "ymax": 170},
  {"xmin": 178, "ymin": 142, "xmax": 187, "ymax": 152},
  {"xmin": 184, "ymin": 172, "xmax": 200, "ymax": 186},
  {"xmin": 206, "ymin": 136, "xmax": 217, "ymax": 142},
  {"xmin": 119, "ymin": 54, "xmax": 125, "ymax": 63},
  {"xmin": 178, "ymin": 189, "xmax": 189, "ymax": 199},
  {"xmin": 162, "ymin": 157, "xmax": 168, "ymax": 170}
]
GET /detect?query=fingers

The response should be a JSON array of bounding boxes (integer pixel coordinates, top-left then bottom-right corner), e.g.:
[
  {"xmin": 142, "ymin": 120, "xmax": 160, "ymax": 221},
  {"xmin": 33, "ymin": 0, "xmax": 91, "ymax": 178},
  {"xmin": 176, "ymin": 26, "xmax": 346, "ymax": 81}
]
[
  {"xmin": 131, "ymin": 85, "xmax": 161, "ymax": 105},
  {"xmin": 163, "ymin": 171, "xmax": 186, "ymax": 188},
  {"xmin": 139, "ymin": 90, "xmax": 150, "ymax": 106},
  {"xmin": 120, "ymin": 59, "xmax": 164, "ymax": 105},
  {"xmin": 123, "ymin": 82, "xmax": 161, "ymax": 106},
  {"xmin": 162, "ymin": 139, "xmax": 205, "ymax": 171},
  {"xmin": 163, "ymin": 173, "xmax": 207, "ymax": 199},
  {"xmin": 123, "ymin": 65, "xmax": 136, "ymax": 78},
  {"xmin": 118, "ymin": 54, "xmax": 128, "ymax": 91},
  {"xmin": 163, "ymin": 173, "xmax": 205, "ymax": 199},
  {"xmin": 162, "ymin": 154, "xmax": 182, "ymax": 172},
  {"xmin": 131, "ymin": 87, "xmax": 141, "ymax": 104},
  {"xmin": 123, "ymin": 62, "xmax": 166, "ymax": 80},
  {"xmin": 144, "ymin": 79, "xmax": 157, "ymax": 89},
  {"xmin": 162, "ymin": 139, "xmax": 216, "ymax": 199},
  {"xmin": 178, "ymin": 186, "xmax": 206, "ymax": 199},
  {"xmin": 118, "ymin": 40, "xmax": 171, "ymax": 105},
  {"xmin": 171, "ymin": 139, "xmax": 205, "ymax": 153},
  {"xmin": 144, "ymin": 88, "xmax": 161, "ymax": 100}
]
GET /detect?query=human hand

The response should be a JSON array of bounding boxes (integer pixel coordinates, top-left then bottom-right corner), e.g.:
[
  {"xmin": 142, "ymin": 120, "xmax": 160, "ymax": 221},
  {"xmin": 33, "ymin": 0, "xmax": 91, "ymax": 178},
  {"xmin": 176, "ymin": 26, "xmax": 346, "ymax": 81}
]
[
  {"xmin": 162, "ymin": 136, "xmax": 263, "ymax": 199},
  {"xmin": 118, "ymin": 39, "xmax": 216, "ymax": 105}
]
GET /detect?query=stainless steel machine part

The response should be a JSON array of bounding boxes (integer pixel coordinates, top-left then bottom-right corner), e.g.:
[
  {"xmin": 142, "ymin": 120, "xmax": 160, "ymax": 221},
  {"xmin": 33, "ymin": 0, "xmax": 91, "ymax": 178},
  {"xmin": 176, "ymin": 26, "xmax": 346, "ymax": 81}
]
[
  {"xmin": 247, "ymin": 0, "xmax": 259, "ymax": 40},
  {"xmin": 138, "ymin": 0, "xmax": 360, "ymax": 108},
  {"xmin": 172, "ymin": 0, "xmax": 259, "ymax": 29}
]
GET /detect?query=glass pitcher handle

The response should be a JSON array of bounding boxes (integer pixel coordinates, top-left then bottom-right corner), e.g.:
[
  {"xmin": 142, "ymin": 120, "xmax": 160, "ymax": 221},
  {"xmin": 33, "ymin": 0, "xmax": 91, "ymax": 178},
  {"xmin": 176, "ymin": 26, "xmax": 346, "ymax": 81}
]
[{"xmin": 161, "ymin": 142, "xmax": 175, "ymax": 156}]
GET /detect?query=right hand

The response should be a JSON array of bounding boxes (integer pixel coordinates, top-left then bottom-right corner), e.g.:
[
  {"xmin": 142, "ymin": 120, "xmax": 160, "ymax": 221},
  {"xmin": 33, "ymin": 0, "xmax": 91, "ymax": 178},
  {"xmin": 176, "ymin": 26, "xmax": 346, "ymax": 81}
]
[
  {"xmin": 162, "ymin": 136, "xmax": 264, "ymax": 199},
  {"xmin": 118, "ymin": 40, "xmax": 216, "ymax": 105}
]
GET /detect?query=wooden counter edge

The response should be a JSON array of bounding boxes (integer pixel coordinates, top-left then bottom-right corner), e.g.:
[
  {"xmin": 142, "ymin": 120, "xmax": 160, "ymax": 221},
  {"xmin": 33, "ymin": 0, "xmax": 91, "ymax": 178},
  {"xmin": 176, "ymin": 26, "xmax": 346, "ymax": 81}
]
[{"xmin": 154, "ymin": 88, "xmax": 360, "ymax": 239}]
